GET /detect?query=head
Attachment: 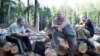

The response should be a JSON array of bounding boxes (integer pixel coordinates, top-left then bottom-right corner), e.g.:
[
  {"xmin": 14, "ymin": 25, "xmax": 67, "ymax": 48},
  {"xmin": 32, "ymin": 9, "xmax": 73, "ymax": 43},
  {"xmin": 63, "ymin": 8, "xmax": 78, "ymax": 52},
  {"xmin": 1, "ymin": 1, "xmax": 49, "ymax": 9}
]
[
  {"xmin": 17, "ymin": 16, "xmax": 26, "ymax": 26},
  {"xmin": 55, "ymin": 10, "xmax": 64, "ymax": 19},
  {"xmin": 79, "ymin": 14, "xmax": 87, "ymax": 22}
]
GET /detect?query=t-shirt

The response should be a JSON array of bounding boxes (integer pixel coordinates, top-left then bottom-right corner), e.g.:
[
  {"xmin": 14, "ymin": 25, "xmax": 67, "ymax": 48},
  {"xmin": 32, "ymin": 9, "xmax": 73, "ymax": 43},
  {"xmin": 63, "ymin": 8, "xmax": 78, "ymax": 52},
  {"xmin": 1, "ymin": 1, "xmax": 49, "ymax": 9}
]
[
  {"xmin": 85, "ymin": 19, "xmax": 94, "ymax": 37},
  {"xmin": 8, "ymin": 22, "xmax": 25, "ymax": 35}
]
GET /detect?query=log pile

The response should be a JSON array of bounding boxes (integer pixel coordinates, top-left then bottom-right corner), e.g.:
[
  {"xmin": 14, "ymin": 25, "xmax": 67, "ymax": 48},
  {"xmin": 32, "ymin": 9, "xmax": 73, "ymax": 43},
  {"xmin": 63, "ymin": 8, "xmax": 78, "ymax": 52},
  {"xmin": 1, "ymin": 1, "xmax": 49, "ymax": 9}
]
[
  {"xmin": 44, "ymin": 37, "xmax": 100, "ymax": 56},
  {"xmin": 0, "ymin": 28, "xmax": 100, "ymax": 56},
  {"xmin": 2, "ymin": 42, "xmax": 19, "ymax": 56},
  {"xmin": 0, "ymin": 41, "xmax": 42, "ymax": 56},
  {"xmin": 0, "ymin": 41, "xmax": 100, "ymax": 56}
]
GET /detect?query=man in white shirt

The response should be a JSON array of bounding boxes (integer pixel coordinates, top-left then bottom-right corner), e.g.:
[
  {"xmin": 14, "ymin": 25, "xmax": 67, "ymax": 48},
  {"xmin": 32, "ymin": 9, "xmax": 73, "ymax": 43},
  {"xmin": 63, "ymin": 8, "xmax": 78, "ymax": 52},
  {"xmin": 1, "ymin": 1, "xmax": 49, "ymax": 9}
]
[{"xmin": 7, "ymin": 16, "xmax": 32, "ymax": 54}]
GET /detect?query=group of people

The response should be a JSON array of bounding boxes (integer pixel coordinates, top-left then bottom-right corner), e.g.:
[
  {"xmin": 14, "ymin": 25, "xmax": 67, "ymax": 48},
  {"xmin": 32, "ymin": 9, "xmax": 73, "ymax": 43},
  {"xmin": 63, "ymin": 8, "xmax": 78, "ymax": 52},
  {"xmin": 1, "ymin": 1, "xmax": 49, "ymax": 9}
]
[
  {"xmin": 51, "ymin": 11, "xmax": 94, "ymax": 56},
  {"xmin": 6, "ymin": 10, "xmax": 94, "ymax": 56}
]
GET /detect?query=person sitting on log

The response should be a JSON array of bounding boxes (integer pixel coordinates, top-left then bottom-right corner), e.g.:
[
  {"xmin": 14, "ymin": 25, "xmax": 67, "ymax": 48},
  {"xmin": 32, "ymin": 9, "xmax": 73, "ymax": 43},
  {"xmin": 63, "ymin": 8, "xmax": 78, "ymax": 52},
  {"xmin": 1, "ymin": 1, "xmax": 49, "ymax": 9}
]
[
  {"xmin": 51, "ymin": 10, "xmax": 77, "ymax": 56},
  {"xmin": 75, "ymin": 14, "xmax": 94, "ymax": 39},
  {"xmin": 6, "ymin": 16, "xmax": 32, "ymax": 54},
  {"xmin": 75, "ymin": 14, "xmax": 95, "ymax": 49}
]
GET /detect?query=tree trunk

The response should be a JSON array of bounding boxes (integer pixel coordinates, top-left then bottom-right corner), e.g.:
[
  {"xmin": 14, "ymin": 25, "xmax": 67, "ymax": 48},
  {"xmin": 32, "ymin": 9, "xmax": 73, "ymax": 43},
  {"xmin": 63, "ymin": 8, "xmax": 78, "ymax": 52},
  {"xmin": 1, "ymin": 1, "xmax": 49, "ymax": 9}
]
[
  {"xmin": 6, "ymin": 0, "xmax": 11, "ymax": 25},
  {"xmin": 34, "ymin": 0, "xmax": 38, "ymax": 27},
  {"xmin": 27, "ymin": 0, "xmax": 30, "ymax": 22},
  {"xmin": 36, "ymin": 13, "xmax": 39, "ymax": 31}
]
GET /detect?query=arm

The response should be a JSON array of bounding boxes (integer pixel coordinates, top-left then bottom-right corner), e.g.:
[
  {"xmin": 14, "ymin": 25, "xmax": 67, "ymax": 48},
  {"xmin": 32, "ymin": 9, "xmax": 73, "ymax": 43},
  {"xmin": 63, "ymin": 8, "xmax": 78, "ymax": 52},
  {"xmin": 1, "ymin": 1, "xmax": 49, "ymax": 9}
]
[
  {"xmin": 53, "ymin": 18, "xmax": 68, "ymax": 29},
  {"xmin": 52, "ymin": 20, "xmax": 57, "ymax": 28},
  {"xmin": 75, "ymin": 20, "xmax": 87, "ymax": 30},
  {"xmin": 78, "ymin": 23, "xmax": 86, "ymax": 28},
  {"xmin": 10, "ymin": 26, "xmax": 30, "ymax": 37},
  {"xmin": 14, "ymin": 33, "xmax": 30, "ymax": 37}
]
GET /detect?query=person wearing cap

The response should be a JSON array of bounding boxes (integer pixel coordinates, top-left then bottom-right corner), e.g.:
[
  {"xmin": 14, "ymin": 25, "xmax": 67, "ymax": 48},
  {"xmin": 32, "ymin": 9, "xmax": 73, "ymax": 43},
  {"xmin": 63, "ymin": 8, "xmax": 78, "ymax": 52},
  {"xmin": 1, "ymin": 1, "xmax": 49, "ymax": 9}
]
[
  {"xmin": 7, "ymin": 16, "xmax": 32, "ymax": 54},
  {"xmin": 75, "ymin": 14, "xmax": 94, "ymax": 39},
  {"xmin": 51, "ymin": 11, "xmax": 77, "ymax": 56}
]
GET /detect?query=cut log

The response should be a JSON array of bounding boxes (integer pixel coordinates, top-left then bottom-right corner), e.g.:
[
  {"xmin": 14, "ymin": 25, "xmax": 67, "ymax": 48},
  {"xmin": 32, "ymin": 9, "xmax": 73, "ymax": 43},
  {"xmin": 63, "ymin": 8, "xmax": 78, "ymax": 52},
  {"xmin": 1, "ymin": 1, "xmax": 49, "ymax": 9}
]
[
  {"xmin": 57, "ymin": 43, "xmax": 68, "ymax": 56},
  {"xmin": 35, "ymin": 53, "xmax": 41, "ymax": 56},
  {"xmin": 45, "ymin": 48, "xmax": 57, "ymax": 56},
  {"xmin": 11, "ymin": 45, "xmax": 19, "ymax": 54},
  {"xmin": 58, "ymin": 37, "xmax": 69, "ymax": 49},
  {"xmin": 82, "ymin": 53, "xmax": 89, "ymax": 56},
  {"xmin": 45, "ymin": 42, "xmax": 51, "ymax": 49},
  {"xmin": 92, "ymin": 34, "xmax": 100, "ymax": 42},
  {"xmin": 87, "ymin": 49, "xmax": 100, "ymax": 56},
  {"xmin": 57, "ymin": 37, "xmax": 69, "ymax": 56},
  {"xmin": 13, "ymin": 54, "xmax": 22, "ymax": 56},
  {"xmin": 29, "ymin": 52, "xmax": 35, "ymax": 56},
  {"xmin": 91, "ymin": 41, "xmax": 100, "ymax": 53},
  {"xmin": 78, "ymin": 42, "xmax": 88, "ymax": 53},
  {"xmin": 0, "ymin": 47, "xmax": 5, "ymax": 56},
  {"xmin": 28, "ymin": 52, "xmax": 41, "ymax": 56},
  {"xmin": 3, "ymin": 42, "xmax": 12, "ymax": 52}
]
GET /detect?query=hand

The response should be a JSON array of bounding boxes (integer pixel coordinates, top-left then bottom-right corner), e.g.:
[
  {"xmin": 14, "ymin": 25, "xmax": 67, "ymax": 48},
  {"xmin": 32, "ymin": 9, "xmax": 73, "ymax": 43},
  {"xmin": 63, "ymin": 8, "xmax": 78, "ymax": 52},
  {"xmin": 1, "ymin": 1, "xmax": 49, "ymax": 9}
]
[
  {"xmin": 57, "ymin": 28, "xmax": 62, "ymax": 32},
  {"xmin": 75, "ymin": 24, "xmax": 79, "ymax": 28},
  {"xmin": 76, "ymin": 27, "xmax": 81, "ymax": 31},
  {"xmin": 75, "ymin": 24, "xmax": 82, "ymax": 31},
  {"xmin": 26, "ymin": 33, "xmax": 31, "ymax": 37},
  {"xmin": 52, "ymin": 25, "xmax": 58, "ymax": 28}
]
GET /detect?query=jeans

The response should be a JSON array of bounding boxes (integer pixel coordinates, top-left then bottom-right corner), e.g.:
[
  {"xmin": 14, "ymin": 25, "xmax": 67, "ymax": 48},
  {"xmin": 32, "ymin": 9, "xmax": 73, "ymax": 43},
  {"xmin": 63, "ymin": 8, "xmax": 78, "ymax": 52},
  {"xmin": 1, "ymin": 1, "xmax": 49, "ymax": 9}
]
[
  {"xmin": 6, "ymin": 35, "xmax": 32, "ymax": 54},
  {"xmin": 51, "ymin": 30, "xmax": 77, "ymax": 56}
]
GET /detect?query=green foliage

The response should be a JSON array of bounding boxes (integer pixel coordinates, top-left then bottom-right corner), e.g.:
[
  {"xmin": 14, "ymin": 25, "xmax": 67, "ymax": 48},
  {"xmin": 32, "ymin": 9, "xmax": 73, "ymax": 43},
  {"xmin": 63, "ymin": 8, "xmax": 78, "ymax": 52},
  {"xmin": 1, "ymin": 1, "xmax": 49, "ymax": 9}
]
[
  {"xmin": 0, "ymin": 0, "xmax": 26, "ymax": 25},
  {"xmin": 1, "ymin": 0, "xmax": 100, "ymax": 27}
]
